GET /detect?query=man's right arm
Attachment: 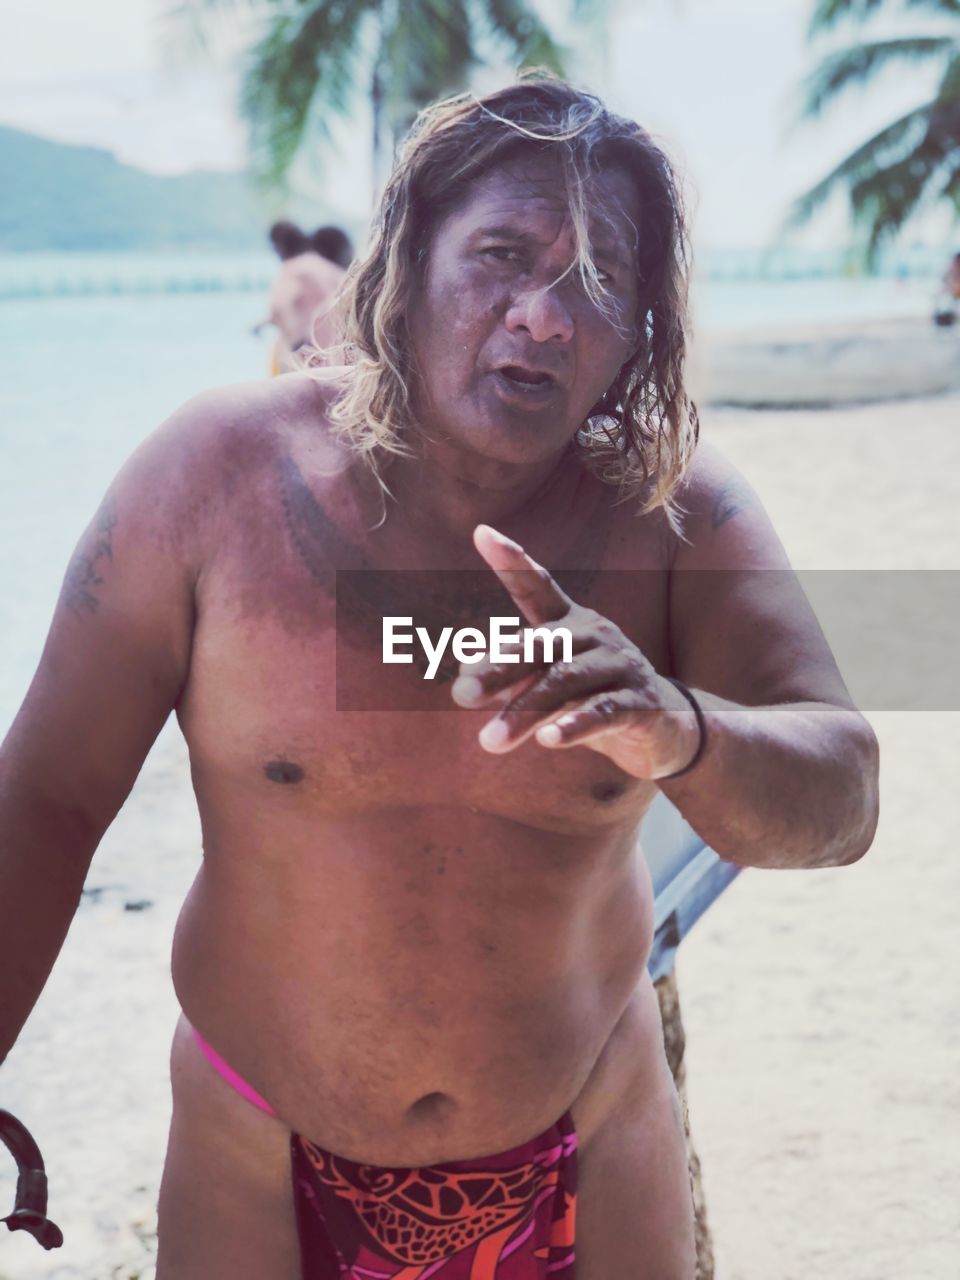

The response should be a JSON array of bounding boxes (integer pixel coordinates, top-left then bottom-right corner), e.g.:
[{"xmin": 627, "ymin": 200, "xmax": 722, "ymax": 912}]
[{"xmin": 0, "ymin": 398, "xmax": 217, "ymax": 1064}]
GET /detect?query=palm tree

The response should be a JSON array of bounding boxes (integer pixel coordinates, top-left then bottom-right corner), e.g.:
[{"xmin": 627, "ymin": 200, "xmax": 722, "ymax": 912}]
[
  {"xmin": 788, "ymin": 0, "xmax": 960, "ymax": 263},
  {"xmin": 173, "ymin": 0, "xmax": 576, "ymax": 197}
]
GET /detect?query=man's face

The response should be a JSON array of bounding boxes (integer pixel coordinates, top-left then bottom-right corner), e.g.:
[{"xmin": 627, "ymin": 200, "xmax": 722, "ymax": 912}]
[{"xmin": 407, "ymin": 153, "xmax": 642, "ymax": 467}]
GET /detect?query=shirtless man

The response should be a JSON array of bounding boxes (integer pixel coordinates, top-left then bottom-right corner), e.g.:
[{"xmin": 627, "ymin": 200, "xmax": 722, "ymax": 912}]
[{"xmin": 0, "ymin": 77, "xmax": 879, "ymax": 1278}]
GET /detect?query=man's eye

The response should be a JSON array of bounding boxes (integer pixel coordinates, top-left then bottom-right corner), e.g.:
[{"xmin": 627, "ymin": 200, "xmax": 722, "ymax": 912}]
[
  {"xmin": 571, "ymin": 270, "xmax": 615, "ymax": 293},
  {"xmin": 481, "ymin": 246, "xmax": 521, "ymax": 262},
  {"xmin": 590, "ymin": 262, "xmax": 620, "ymax": 286}
]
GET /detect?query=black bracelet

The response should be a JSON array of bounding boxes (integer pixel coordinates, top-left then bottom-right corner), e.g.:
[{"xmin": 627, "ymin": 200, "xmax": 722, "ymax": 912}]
[{"xmin": 661, "ymin": 677, "xmax": 708, "ymax": 780}]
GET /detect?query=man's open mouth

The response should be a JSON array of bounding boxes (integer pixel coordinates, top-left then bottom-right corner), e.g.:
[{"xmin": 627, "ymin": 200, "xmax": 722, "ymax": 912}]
[{"xmin": 495, "ymin": 365, "xmax": 557, "ymax": 390}]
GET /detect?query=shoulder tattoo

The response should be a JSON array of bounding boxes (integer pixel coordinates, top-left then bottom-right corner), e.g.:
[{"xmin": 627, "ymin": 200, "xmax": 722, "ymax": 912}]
[
  {"xmin": 64, "ymin": 496, "xmax": 118, "ymax": 614},
  {"xmin": 711, "ymin": 475, "xmax": 757, "ymax": 529}
]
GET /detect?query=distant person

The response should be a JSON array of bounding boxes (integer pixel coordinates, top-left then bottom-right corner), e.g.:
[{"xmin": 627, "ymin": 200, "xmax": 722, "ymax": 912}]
[
  {"xmin": 269, "ymin": 220, "xmax": 353, "ymax": 268},
  {"xmin": 264, "ymin": 221, "xmax": 354, "ymax": 372},
  {"xmin": 933, "ymin": 251, "xmax": 960, "ymax": 326}
]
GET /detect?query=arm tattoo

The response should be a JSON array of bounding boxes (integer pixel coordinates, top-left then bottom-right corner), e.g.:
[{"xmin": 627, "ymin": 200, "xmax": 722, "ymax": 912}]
[
  {"xmin": 64, "ymin": 496, "xmax": 118, "ymax": 614},
  {"xmin": 711, "ymin": 476, "xmax": 756, "ymax": 529}
]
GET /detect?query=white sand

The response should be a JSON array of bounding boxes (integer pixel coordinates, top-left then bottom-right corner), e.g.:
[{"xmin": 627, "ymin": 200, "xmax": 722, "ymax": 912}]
[
  {"xmin": 1, "ymin": 394, "xmax": 958, "ymax": 1279},
  {"xmin": 0, "ymin": 725, "xmax": 198, "ymax": 1280}
]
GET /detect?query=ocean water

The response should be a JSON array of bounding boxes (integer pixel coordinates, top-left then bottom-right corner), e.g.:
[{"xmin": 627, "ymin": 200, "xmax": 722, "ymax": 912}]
[
  {"xmin": 0, "ymin": 287, "xmax": 275, "ymax": 723},
  {"xmin": 692, "ymin": 271, "xmax": 942, "ymax": 332}
]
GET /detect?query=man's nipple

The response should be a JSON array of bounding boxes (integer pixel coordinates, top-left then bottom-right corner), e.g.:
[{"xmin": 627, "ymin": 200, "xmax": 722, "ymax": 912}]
[{"xmin": 264, "ymin": 758, "xmax": 306, "ymax": 784}]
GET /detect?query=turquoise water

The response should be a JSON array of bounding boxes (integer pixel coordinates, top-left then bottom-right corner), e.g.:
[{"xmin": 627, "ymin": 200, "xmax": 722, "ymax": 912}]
[
  {"xmin": 0, "ymin": 288, "xmax": 274, "ymax": 722},
  {"xmin": 693, "ymin": 273, "xmax": 940, "ymax": 331},
  {"xmin": 0, "ymin": 251, "xmax": 276, "ymax": 298},
  {"xmin": 0, "ymin": 257, "xmax": 944, "ymax": 722}
]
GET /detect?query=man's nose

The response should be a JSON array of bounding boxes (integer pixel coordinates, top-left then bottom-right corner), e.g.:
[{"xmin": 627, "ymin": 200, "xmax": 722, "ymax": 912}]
[{"xmin": 504, "ymin": 284, "xmax": 575, "ymax": 344}]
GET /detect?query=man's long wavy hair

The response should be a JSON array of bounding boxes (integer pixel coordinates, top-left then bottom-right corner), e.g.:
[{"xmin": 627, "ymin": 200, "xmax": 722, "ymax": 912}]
[{"xmin": 323, "ymin": 71, "xmax": 699, "ymax": 524}]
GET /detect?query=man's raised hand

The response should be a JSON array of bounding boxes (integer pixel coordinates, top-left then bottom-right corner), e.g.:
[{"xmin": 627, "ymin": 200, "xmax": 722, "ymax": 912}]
[{"xmin": 450, "ymin": 525, "xmax": 701, "ymax": 780}]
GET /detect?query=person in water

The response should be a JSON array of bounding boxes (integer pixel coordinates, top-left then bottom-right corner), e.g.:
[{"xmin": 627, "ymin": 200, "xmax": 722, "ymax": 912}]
[
  {"xmin": 0, "ymin": 75, "xmax": 878, "ymax": 1278},
  {"xmin": 265, "ymin": 220, "xmax": 355, "ymax": 373}
]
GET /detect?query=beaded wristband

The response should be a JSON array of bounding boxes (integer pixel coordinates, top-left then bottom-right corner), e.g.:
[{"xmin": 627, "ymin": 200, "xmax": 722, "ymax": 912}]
[{"xmin": 661, "ymin": 677, "xmax": 708, "ymax": 780}]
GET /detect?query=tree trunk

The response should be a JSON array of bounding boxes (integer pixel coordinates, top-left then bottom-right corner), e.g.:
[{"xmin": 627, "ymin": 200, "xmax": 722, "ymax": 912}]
[{"xmin": 655, "ymin": 970, "xmax": 715, "ymax": 1280}]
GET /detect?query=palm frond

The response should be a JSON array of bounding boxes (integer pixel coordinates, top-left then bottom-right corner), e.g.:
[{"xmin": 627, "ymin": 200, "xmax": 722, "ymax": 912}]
[
  {"xmin": 796, "ymin": 36, "xmax": 955, "ymax": 120},
  {"xmin": 809, "ymin": 0, "xmax": 960, "ymax": 39},
  {"xmin": 848, "ymin": 131, "xmax": 960, "ymax": 257},
  {"xmin": 482, "ymin": 0, "xmax": 568, "ymax": 75},
  {"xmin": 785, "ymin": 102, "xmax": 932, "ymax": 225},
  {"xmin": 240, "ymin": 0, "xmax": 376, "ymax": 189},
  {"xmin": 386, "ymin": 0, "xmax": 476, "ymax": 133},
  {"xmin": 936, "ymin": 46, "xmax": 960, "ymax": 97},
  {"xmin": 786, "ymin": 97, "xmax": 960, "ymax": 262},
  {"xmin": 941, "ymin": 157, "xmax": 960, "ymax": 209}
]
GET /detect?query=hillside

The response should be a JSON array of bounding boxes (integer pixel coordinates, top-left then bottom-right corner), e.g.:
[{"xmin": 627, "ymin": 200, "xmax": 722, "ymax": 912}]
[{"xmin": 0, "ymin": 126, "xmax": 270, "ymax": 251}]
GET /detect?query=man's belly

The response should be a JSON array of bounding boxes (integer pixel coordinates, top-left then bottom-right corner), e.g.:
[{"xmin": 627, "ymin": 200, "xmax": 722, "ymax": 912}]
[{"xmin": 170, "ymin": 805, "xmax": 662, "ymax": 1165}]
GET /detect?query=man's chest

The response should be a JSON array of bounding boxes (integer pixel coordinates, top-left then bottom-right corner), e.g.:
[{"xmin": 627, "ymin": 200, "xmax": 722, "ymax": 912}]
[{"xmin": 180, "ymin": 477, "xmax": 673, "ymax": 829}]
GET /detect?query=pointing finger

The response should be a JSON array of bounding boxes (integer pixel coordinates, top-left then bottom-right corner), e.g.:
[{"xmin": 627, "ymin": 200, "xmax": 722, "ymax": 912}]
[{"xmin": 472, "ymin": 524, "xmax": 573, "ymax": 627}]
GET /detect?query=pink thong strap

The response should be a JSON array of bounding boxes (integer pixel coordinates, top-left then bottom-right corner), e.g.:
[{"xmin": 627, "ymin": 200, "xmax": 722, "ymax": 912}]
[{"xmin": 192, "ymin": 1028, "xmax": 278, "ymax": 1117}]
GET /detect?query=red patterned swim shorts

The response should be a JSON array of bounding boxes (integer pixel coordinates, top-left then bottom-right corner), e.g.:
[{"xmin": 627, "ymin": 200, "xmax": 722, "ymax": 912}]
[{"xmin": 290, "ymin": 1112, "xmax": 578, "ymax": 1278}]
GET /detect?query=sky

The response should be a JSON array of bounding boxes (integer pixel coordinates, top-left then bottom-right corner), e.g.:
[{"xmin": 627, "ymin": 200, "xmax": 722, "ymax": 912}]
[{"xmin": 1, "ymin": 0, "xmax": 954, "ymax": 250}]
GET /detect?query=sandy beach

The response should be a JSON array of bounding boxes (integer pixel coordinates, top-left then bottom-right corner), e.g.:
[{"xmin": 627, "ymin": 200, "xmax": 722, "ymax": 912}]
[{"xmin": 0, "ymin": 331, "xmax": 957, "ymax": 1278}]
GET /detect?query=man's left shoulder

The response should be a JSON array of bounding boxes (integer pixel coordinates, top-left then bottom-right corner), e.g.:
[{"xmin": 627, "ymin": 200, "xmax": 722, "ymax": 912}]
[
  {"xmin": 673, "ymin": 441, "xmax": 763, "ymax": 536},
  {"xmin": 600, "ymin": 443, "xmax": 763, "ymax": 569},
  {"xmin": 670, "ymin": 442, "xmax": 790, "ymax": 571}
]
